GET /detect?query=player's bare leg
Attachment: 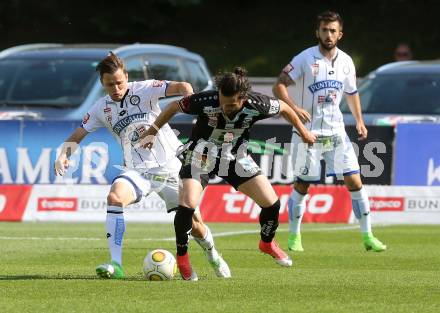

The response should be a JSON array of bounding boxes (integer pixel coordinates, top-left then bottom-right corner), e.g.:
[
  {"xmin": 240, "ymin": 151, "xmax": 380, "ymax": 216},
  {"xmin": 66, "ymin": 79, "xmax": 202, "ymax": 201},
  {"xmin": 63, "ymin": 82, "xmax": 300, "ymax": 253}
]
[
  {"xmin": 191, "ymin": 212, "xmax": 231, "ymax": 278},
  {"xmin": 345, "ymin": 174, "xmax": 386, "ymax": 252},
  {"xmin": 96, "ymin": 181, "xmax": 135, "ymax": 279},
  {"xmin": 238, "ymin": 175, "xmax": 292, "ymax": 267}
]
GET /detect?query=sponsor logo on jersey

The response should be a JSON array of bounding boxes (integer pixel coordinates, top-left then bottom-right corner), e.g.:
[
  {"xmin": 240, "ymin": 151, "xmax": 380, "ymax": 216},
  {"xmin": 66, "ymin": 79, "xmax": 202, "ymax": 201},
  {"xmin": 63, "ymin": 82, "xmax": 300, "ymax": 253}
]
[
  {"xmin": 328, "ymin": 70, "xmax": 335, "ymax": 75},
  {"xmin": 311, "ymin": 63, "xmax": 319, "ymax": 76},
  {"xmin": 113, "ymin": 113, "xmax": 150, "ymax": 135},
  {"xmin": 118, "ymin": 110, "xmax": 127, "ymax": 116},
  {"xmin": 207, "ymin": 115, "xmax": 218, "ymax": 127},
  {"xmin": 203, "ymin": 106, "xmax": 222, "ymax": 114},
  {"xmin": 129, "ymin": 95, "xmax": 141, "ymax": 105},
  {"xmin": 129, "ymin": 130, "xmax": 140, "ymax": 142},
  {"xmin": 325, "ymin": 90, "xmax": 338, "ymax": 103},
  {"xmin": 82, "ymin": 113, "xmax": 90, "ymax": 125},
  {"xmin": 128, "ymin": 126, "xmax": 146, "ymax": 142},
  {"xmin": 300, "ymin": 166, "xmax": 309, "ymax": 175},
  {"xmin": 282, "ymin": 63, "xmax": 294, "ymax": 74},
  {"xmin": 242, "ymin": 116, "xmax": 253, "ymax": 128},
  {"xmin": 242, "ymin": 107, "xmax": 259, "ymax": 116},
  {"xmin": 152, "ymin": 80, "xmax": 165, "ymax": 87},
  {"xmin": 223, "ymin": 132, "xmax": 234, "ymax": 143},
  {"xmin": 104, "ymin": 107, "xmax": 112, "ymax": 124},
  {"xmin": 308, "ymin": 80, "xmax": 343, "ymax": 94},
  {"xmin": 268, "ymin": 99, "xmax": 280, "ymax": 114}
]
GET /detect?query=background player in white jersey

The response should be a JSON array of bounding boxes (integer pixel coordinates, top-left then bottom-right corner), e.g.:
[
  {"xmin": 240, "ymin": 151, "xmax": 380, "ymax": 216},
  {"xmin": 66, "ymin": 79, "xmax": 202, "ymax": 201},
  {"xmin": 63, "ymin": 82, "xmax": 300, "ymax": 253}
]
[
  {"xmin": 273, "ymin": 11, "xmax": 386, "ymax": 252},
  {"xmin": 54, "ymin": 52, "xmax": 230, "ymax": 279}
]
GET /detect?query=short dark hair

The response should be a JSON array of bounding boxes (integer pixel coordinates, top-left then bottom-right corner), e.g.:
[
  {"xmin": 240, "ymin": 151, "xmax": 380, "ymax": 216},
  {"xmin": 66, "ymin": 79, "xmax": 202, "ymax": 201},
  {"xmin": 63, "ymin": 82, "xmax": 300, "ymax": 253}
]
[
  {"xmin": 96, "ymin": 52, "xmax": 126, "ymax": 79},
  {"xmin": 215, "ymin": 67, "xmax": 251, "ymax": 98},
  {"xmin": 316, "ymin": 11, "xmax": 343, "ymax": 30}
]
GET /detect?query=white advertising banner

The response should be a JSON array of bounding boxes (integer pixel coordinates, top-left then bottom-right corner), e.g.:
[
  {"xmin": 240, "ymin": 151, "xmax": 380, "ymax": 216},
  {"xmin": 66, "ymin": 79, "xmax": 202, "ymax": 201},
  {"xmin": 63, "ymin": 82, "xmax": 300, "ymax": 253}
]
[
  {"xmin": 363, "ymin": 185, "xmax": 440, "ymax": 224},
  {"xmin": 22, "ymin": 185, "xmax": 173, "ymax": 222}
]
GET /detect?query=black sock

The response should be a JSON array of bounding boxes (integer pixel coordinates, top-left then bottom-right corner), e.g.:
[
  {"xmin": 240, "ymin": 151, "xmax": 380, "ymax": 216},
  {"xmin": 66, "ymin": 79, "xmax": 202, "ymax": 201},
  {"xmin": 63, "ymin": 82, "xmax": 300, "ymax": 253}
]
[
  {"xmin": 174, "ymin": 206, "xmax": 195, "ymax": 256},
  {"xmin": 259, "ymin": 199, "xmax": 280, "ymax": 243}
]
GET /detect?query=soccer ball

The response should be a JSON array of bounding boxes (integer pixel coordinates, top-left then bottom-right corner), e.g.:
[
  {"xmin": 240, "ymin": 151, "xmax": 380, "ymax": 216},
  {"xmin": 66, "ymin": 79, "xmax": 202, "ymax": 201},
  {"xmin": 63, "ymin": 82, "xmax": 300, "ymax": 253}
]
[{"xmin": 143, "ymin": 249, "xmax": 177, "ymax": 281}]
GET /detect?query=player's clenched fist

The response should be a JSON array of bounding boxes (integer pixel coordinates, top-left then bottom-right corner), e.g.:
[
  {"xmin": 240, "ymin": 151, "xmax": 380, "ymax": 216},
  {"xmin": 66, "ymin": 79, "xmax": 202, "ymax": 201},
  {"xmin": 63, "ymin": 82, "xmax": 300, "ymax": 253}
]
[
  {"xmin": 54, "ymin": 154, "xmax": 69, "ymax": 176},
  {"xmin": 302, "ymin": 130, "xmax": 317, "ymax": 145}
]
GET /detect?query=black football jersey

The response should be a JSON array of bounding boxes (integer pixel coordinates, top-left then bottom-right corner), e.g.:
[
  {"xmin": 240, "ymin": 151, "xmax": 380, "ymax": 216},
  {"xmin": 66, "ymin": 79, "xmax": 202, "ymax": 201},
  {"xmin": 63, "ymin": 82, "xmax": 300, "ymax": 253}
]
[{"xmin": 178, "ymin": 90, "xmax": 281, "ymax": 158}]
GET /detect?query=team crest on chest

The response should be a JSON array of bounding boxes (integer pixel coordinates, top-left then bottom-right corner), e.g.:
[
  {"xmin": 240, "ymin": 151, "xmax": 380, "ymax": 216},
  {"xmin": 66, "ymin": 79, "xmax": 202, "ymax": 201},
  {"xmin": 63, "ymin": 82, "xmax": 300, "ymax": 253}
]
[{"xmin": 130, "ymin": 95, "xmax": 141, "ymax": 105}]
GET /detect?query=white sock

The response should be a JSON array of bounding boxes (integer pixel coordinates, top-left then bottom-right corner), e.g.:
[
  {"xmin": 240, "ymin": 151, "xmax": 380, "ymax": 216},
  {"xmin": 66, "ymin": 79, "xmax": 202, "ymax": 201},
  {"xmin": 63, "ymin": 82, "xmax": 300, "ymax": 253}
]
[
  {"xmin": 193, "ymin": 225, "xmax": 219, "ymax": 261},
  {"xmin": 106, "ymin": 206, "xmax": 125, "ymax": 265},
  {"xmin": 288, "ymin": 189, "xmax": 307, "ymax": 234},
  {"xmin": 350, "ymin": 188, "xmax": 372, "ymax": 234}
]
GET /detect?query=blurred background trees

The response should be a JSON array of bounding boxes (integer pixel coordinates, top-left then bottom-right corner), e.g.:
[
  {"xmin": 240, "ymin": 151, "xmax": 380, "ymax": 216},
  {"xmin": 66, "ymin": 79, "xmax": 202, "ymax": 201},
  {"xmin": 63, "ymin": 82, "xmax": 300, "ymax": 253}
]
[{"xmin": 1, "ymin": 0, "xmax": 438, "ymax": 76}]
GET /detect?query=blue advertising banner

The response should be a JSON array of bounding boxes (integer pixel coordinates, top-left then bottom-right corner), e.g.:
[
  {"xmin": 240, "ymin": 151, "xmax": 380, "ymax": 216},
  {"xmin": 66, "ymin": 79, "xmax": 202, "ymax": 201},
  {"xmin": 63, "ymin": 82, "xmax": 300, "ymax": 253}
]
[
  {"xmin": 394, "ymin": 123, "xmax": 440, "ymax": 186},
  {"xmin": 0, "ymin": 120, "xmax": 123, "ymax": 184}
]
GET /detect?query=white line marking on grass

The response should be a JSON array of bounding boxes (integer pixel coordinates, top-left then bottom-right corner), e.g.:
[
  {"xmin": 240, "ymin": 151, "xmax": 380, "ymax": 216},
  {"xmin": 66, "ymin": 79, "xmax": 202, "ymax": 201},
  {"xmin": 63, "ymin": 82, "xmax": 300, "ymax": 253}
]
[
  {"xmin": 0, "ymin": 236, "xmax": 102, "ymax": 241},
  {"xmin": 0, "ymin": 224, "xmax": 365, "ymax": 242},
  {"xmin": 201, "ymin": 225, "xmax": 361, "ymax": 239}
]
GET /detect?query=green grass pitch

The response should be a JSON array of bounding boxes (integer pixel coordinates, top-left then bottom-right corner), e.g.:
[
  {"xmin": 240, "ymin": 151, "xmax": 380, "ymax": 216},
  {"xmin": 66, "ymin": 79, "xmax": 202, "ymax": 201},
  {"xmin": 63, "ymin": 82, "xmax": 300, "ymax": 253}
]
[{"xmin": 1, "ymin": 223, "xmax": 439, "ymax": 313}]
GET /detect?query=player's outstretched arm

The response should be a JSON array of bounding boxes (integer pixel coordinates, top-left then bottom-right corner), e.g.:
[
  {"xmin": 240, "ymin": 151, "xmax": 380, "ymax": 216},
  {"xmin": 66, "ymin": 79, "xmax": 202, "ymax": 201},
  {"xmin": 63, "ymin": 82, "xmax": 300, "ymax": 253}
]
[
  {"xmin": 345, "ymin": 92, "xmax": 368, "ymax": 140},
  {"xmin": 54, "ymin": 127, "xmax": 89, "ymax": 176},
  {"xmin": 279, "ymin": 100, "xmax": 316, "ymax": 145},
  {"xmin": 165, "ymin": 81, "xmax": 194, "ymax": 97},
  {"xmin": 141, "ymin": 100, "xmax": 182, "ymax": 149},
  {"xmin": 273, "ymin": 72, "xmax": 311, "ymax": 123}
]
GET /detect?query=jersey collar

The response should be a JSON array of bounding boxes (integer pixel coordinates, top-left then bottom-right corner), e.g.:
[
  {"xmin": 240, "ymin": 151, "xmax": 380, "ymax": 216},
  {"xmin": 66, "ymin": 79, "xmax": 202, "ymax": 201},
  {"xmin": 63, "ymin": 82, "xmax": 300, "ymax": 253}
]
[{"xmin": 314, "ymin": 45, "xmax": 339, "ymax": 65}]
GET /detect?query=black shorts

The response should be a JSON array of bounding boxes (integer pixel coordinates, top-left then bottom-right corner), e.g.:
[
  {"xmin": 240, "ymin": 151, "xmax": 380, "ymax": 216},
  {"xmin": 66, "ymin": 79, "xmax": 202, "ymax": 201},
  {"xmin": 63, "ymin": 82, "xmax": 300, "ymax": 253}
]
[{"xmin": 179, "ymin": 150, "xmax": 261, "ymax": 189}]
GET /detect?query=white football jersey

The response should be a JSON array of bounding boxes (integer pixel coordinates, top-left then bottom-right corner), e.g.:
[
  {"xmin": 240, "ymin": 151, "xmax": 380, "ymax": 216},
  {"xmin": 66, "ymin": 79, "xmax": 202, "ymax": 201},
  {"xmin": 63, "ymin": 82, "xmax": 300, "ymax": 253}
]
[
  {"xmin": 81, "ymin": 80, "xmax": 182, "ymax": 172},
  {"xmin": 284, "ymin": 45, "xmax": 357, "ymax": 136}
]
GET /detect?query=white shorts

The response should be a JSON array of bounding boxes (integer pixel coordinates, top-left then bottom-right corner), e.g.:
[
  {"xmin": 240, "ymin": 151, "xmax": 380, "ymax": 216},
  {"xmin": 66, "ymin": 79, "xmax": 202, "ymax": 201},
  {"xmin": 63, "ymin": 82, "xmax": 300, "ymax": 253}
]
[
  {"xmin": 113, "ymin": 169, "xmax": 180, "ymax": 211},
  {"xmin": 290, "ymin": 131, "xmax": 360, "ymax": 183}
]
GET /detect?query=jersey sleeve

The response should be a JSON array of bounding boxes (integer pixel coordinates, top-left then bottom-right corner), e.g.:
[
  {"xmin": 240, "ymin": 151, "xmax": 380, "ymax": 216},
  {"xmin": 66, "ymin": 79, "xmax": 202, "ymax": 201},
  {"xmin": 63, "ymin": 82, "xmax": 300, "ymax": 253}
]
[
  {"xmin": 250, "ymin": 93, "xmax": 281, "ymax": 118},
  {"xmin": 177, "ymin": 94, "xmax": 204, "ymax": 115},
  {"xmin": 344, "ymin": 58, "xmax": 358, "ymax": 94},
  {"xmin": 81, "ymin": 102, "xmax": 105, "ymax": 132},
  {"xmin": 283, "ymin": 52, "xmax": 305, "ymax": 82},
  {"xmin": 142, "ymin": 79, "xmax": 170, "ymax": 99}
]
